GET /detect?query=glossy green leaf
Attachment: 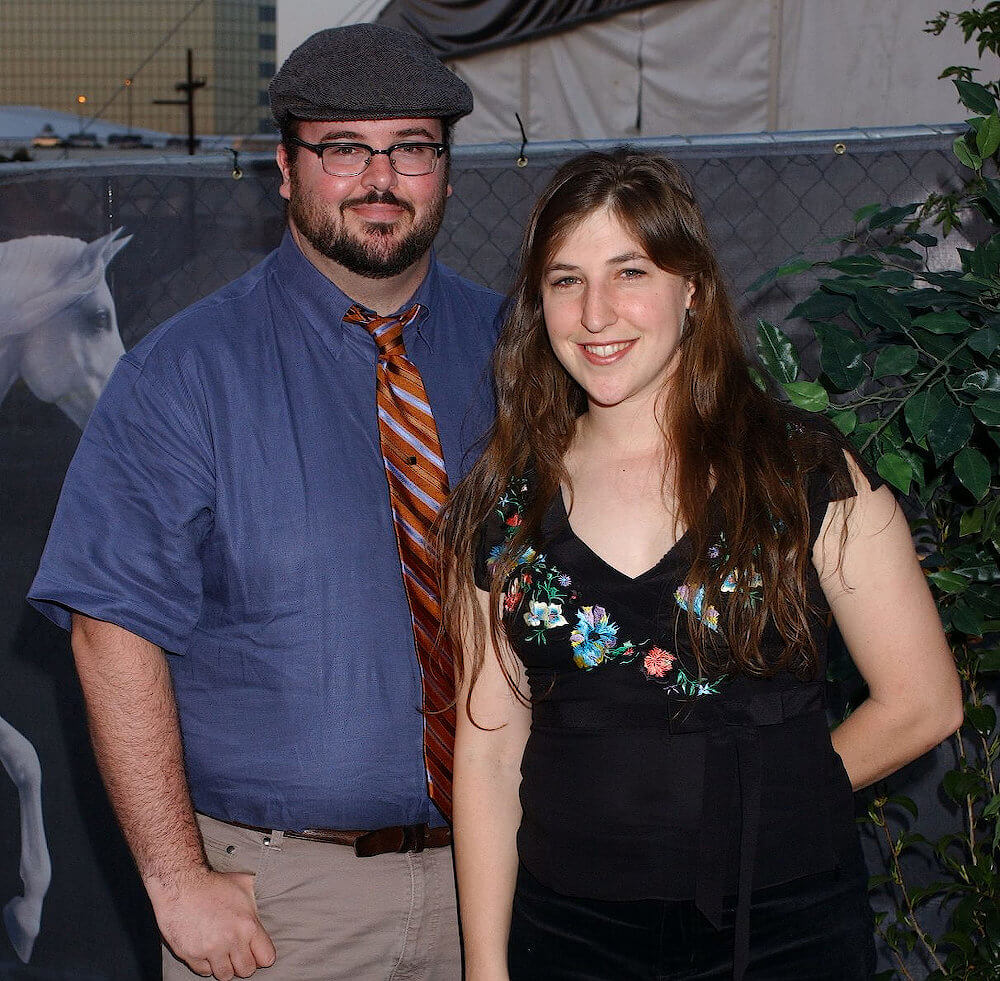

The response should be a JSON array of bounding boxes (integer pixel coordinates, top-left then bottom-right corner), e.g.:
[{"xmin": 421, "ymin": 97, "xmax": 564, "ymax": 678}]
[
  {"xmin": 814, "ymin": 322, "xmax": 867, "ymax": 391},
  {"xmin": 782, "ymin": 381, "xmax": 829, "ymax": 412},
  {"xmin": 927, "ymin": 399, "xmax": 975, "ymax": 464},
  {"xmin": 943, "ymin": 769, "xmax": 984, "ymax": 803},
  {"xmin": 973, "ymin": 395, "xmax": 1000, "ymax": 427},
  {"xmin": 876, "ymin": 453, "xmax": 912, "ymax": 495},
  {"xmin": 905, "ymin": 386, "xmax": 946, "ymax": 442},
  {"xmin": 912, "ymin": 311, "xmax": 971, "ymax": 334},
  {"xmin": 968, "ymin": 326, "xmax": 1000, "ymax": 356},
  {"xmin": 955, "ymin": 79, "xmax": 998, "ymax": 115},
  {"xmin": 978, "ymin": 649, "xmax": 1000, "ymax": 673},
  {"xmin": 873, "ymin": 345, "xmax": 919, "ymax": 378},
  {"xmin": 880, "ymin": 245, "xmax": 924, "ymax": 261},
  {"xmin": 828, "ymin": 255, "xmax": 883, "ymax": 274},
  {"xmin": 887, "ymin": 794, "xmax": 919, "ymax": 819},
  {"xmin": 960, "ymin": 508, "xmax": 984, "ymax": 536},
  {"xmin": 867, "ymin": 203, "xmax": 919, "ymax": 230},
  {"xmin": 928, "ymin": 570, "xmax": 971, "ymax": 593},
  {"xmin": 909, "ymin": 231, "xmax": 938, "ymax": 247},
  {"xmin": 789, "ymin": 290, "xmax": 851, "ymax": 322},
  {"xmin": 950, "ymin": 600, "xmax": 986, "ymax": 636},
  {"xmin": 854, "ymin": 289, "xmax": 911, "ymax": 332},
  {"xmin": 853, "ymin": 203, "xmax": 881, "ymax": 223},
  {"xmin": 830, "ymin": 409, "xmax": 857, "ymax": 435},
  {"xmin": 965, "ymin": 702, "xmax": 996, "ymax": 739},
  {"xmin": 955, "ymin": 447, "xmax": 993, "ymax": 500},
  {"xmin": 954, "ymin": 135, "xmax": 983, "ymax": 171},
  {"xmin": 977, "ymin": 112, "xmax": 1000, "ymax": 157},
  {"xmin": 963, "ymin": 368, "xmax": 1000, "ymax": 394},
  {"xmin": 756, "ymin": 320, "xmax": 799, "ymax": 384}
]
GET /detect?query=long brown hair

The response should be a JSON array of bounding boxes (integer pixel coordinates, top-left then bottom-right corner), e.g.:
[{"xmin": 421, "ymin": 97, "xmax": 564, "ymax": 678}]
[{"xmin": 439, "ymin": 148, "xmax": 853, "ymax": 708}]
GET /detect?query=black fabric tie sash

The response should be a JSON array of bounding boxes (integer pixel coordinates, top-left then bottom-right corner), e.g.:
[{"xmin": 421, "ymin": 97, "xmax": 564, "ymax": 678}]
[{"xmin": 533, "ymin": 682, "xmax": 827, "ymax": 981}]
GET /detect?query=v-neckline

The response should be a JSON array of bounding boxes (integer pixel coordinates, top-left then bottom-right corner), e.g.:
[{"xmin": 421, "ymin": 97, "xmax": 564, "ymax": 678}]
[{"xmin": 555, "ymin": 486, "xmax": 692, "ymax": 584}]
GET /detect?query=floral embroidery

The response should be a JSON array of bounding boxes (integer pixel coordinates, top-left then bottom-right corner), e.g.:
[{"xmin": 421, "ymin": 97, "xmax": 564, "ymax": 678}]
[
  {"xmin": 569, "ymin": 605, "xmax": 639, "ymax": 669},
  {"xmin": 525, "ymin": 600, "xmax": 568, "ymax": 630},
  {"xmin": 674, "ymin": 533, "xmax": 763, "ymax": 631},
  {"xmin": 485, "ymin": 475, "xmax": 721, "ymax": 696},
  {"xmin": 673, "ymin": 583, "xmax": 720, "ymax": 631},
  {"xmin": 643, "ymin": 647, "xmax": 676, "ymax": 678}
]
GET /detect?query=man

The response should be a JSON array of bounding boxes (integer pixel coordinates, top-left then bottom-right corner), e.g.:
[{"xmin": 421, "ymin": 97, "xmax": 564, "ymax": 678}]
[{"xmin": 29, "ymin": 23, "xmax": 501, "ymax": 981}]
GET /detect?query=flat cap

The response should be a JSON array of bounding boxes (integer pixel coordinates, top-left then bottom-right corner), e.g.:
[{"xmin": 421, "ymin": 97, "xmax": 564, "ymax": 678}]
[{"xmin": 269, "ymin": 23, "xmax": 473, "ymax": 129}]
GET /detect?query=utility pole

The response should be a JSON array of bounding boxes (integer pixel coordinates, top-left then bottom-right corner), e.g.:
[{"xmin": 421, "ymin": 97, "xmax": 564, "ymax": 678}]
[{"xmin": 153, "ymin": 49, "xmax": 206, "ymax": 155}]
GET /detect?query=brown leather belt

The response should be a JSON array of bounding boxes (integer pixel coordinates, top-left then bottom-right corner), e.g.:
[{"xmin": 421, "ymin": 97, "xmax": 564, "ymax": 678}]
[
  {"xmin": 221, "ymin": 818, "xmax": 451, "ymax": 857},
  {"xmin": 287, "ymin": 824, "xmax": 451, "ymax": 856}
]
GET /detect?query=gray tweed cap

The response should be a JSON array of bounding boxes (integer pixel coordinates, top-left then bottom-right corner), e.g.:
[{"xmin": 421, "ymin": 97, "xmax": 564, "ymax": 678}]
[{"xmin": 269, "ymin": 23, "xmax": 473, "ymax": 129}]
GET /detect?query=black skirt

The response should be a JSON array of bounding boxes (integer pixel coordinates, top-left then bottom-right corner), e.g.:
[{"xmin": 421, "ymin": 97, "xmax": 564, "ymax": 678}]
[{"xmin": 508, "ymin": 862, "xmax": 875, "ymax": 981}]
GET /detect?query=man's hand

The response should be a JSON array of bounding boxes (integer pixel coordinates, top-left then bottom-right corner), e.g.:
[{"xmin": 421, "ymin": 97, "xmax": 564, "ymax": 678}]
[{"xmin": 147, "ymin": 866, "xmax": 276, "ymax": 980}]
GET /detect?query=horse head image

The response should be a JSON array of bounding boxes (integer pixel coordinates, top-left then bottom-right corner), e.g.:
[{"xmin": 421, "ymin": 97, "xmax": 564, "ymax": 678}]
[{"xmin": 0, "ymin": 228, "xmax": 131, "ymax": 429}]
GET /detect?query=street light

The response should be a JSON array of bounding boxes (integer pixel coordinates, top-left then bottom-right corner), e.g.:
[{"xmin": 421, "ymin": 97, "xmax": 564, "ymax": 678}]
[{"xmin": 124, "ymin": 78, "xmax": 133, "ymax": 134}]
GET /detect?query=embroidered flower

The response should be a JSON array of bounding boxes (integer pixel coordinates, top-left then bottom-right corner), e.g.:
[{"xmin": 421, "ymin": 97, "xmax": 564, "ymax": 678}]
[
  {"xmin": 524, "ymin": 600, "xmax": 568, "ymax": 629},
  {"xmin": 643, "ymin": 647, "xmax": 676, "ymax": 678},
  {"xmin": 570, "ymin": 606, "xmax": 619, "ymax": 668},
  {"xmin": 506, "ymin": 513, "xmax": 522, "ymax": 527},
  {"xmin": 674, "ymin": 583, "xmax": 719, "ymax": 632},
  {"xmin": 721, "ymin": 569, "xmax": 763, "ymax": 593},
  {"xmin": 557, "ymin": 573, "xmax": 572, "ymax": 587},
  {"xmin": 503, "ymin": 586, "xmax": 523, "ymax": 613},
  {"xmin": 487, "ymin": 544, "xmax": 505, "ymax": 569}
]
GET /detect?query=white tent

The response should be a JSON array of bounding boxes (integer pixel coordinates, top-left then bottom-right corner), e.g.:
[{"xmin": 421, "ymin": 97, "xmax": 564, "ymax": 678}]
[{"xmin": 278, "ymin": 0, "xmax": 987, "ymax": 144}]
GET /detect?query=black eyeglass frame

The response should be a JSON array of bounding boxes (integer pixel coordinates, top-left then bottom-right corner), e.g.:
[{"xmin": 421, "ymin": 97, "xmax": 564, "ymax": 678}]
[{"xmin": 285, "ymin": 137, "xmax": 448, "ymax": 177}]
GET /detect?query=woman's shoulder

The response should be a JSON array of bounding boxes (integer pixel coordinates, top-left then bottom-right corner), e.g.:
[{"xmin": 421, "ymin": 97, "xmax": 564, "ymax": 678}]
[
  {"xmin": 775, "ymin": 403, "xmax": 885, "ymax": 518},
  {"xmin": 474, "ymin": 470, "xmax": 537, "ymax": 587}
]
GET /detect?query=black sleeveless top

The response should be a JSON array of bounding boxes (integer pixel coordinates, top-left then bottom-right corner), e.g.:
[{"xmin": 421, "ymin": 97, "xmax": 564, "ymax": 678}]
[{"xmin": 473, "ymin": 439, "xmax": 882, "ymax": 931}]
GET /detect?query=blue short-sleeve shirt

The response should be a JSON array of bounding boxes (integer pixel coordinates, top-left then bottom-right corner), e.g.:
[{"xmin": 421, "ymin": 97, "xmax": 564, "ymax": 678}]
[{"xmin": 29, "ymin": 232, "xmax": 502, "ymax": 830}]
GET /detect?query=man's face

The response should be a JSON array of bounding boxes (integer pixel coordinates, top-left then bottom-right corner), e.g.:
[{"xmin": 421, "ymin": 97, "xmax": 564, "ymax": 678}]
[{"xmin": 277, "ymin": 117, "xmax": 450, "ymax": 279}]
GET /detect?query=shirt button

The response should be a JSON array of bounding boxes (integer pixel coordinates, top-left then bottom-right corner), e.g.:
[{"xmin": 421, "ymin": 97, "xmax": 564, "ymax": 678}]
[
  {"xmin": 226, "ymin": 845, "xmax": 236, "ymax": 855},
  {"xmin": 262, "ymin": 835, "xmax": 271, "ymax": 846}
]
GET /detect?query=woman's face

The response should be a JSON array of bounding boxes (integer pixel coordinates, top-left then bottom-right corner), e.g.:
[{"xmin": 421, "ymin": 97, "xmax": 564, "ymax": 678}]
[{"xmin": 540, "ymin": 206, "xmax": 694, "ymax": 413}]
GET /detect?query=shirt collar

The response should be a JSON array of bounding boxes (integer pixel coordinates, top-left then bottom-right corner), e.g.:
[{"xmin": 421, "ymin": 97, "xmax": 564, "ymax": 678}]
[{"xmin": 273, "ymin": 231, "xmax": 441, "ymax": 359}]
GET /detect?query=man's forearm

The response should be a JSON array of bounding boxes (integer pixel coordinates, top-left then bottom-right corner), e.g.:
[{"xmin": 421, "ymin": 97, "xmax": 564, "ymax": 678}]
[
  {"xmin": 70, "ymin": 613, "xmax": 205, "ymax": 886},
  {"xmin": 70, "ymin": 614, "xmax": 275, "ymax": 980}
]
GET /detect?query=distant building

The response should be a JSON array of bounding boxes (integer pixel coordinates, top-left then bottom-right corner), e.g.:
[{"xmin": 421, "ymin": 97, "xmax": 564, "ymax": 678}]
[{"xmin": 2, "ymin": 0, "xmax": 277, "ymax": 137}]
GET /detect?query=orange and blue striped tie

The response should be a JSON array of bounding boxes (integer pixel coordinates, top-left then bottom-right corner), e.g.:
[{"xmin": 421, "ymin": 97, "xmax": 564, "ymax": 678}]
[{"xmin": 346, "ymin": 302, "xmax": 456, "ymax": 820}]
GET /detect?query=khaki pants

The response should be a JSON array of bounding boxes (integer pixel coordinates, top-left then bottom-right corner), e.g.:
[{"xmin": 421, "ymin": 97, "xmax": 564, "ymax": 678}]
[{"xmin": 162, "ymin": 813, "xmax": 461, "ymax": 981}]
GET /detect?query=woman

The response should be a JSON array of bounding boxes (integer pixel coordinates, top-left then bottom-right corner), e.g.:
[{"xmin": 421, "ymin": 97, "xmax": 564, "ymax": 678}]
[{"xmin": 440, "ymin": 149, "xmax": 961, "ymax": 981}]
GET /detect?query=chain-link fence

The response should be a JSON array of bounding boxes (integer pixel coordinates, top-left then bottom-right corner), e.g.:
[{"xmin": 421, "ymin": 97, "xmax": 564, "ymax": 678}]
[
  {"xmin": 0, "ymin": 126, "xmax": 972, "ymax": 978},
  {"xmin": 0, "ymin": 125, "xmax": 968, "ymax": 351}
]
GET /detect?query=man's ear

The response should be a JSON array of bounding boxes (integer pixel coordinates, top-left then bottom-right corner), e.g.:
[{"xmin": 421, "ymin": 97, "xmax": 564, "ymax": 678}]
[
  {"xmin": 446, "ymin": 183, "xmax": 453, "ymax": 199},
  {"xmin": 276, "ymin": 143, "xmax": 292, "ymax": 202}
]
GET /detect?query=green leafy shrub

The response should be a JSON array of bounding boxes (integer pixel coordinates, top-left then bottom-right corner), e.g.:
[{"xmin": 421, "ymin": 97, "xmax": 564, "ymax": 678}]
[{"xmin": 753, "ymin": 8, "xmax": 1000, "ymax": 978}]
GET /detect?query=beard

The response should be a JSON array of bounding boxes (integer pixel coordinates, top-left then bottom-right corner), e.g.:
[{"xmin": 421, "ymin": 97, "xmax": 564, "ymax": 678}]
[{"xmin": 288, "ymin": 175, "xmax": 447, "ymax": 280}]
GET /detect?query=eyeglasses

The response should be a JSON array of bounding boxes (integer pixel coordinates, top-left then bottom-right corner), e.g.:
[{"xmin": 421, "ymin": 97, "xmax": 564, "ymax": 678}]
[{"xmin": 286, "ymin": 137, "xmax": 447, "ymax": 177}]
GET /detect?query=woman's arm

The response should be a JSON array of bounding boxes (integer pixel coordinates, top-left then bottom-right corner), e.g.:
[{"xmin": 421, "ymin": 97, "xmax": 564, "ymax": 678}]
[
  {"xmin": 814, "ymin": 457, "xmax": 963, "ymax": 790},
  {"xmin": 453, "ymin": 587, "xmax": 532, "ymax": 981}
]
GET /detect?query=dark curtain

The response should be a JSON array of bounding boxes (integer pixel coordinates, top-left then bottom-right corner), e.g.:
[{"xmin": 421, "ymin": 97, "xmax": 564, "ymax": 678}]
[{"xmin": 376, "ymin": 0, "xmax": 667, "ymax": 59}]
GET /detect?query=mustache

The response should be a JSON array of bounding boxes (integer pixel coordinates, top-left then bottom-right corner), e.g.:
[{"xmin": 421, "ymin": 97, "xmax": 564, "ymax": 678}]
[{"xmin": 341, "ymin": 190, "xmax": 414, "ymax": 217}]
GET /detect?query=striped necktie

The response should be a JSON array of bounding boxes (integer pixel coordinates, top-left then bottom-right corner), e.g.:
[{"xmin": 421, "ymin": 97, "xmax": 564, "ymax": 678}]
[{"xmin": 345, "ymin": 301, "xmax": 456, "ymax": 820}]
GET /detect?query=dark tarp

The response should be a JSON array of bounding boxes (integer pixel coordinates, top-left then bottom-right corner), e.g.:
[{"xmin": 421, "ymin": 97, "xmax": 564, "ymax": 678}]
[{"xmin": 376, "ymin": 0, "xmax": 668, "ymax": 59}]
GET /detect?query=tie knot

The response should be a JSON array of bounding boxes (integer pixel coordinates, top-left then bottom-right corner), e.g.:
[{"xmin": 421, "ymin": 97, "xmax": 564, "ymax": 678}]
[{"xmin": 347, "ymin": 303, "xmax": 423, "ymax": 358}]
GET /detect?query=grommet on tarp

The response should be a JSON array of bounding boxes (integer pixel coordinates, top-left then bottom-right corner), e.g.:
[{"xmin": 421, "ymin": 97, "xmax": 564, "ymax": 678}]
[
  {"xmin": 228, "ymin": 147, "xmax": 243, "ymax": 180},
  {"xmin": 514, "ymin": 113, "xmax": 528, "ymax": 168},
  {"xmin": 833, "ymin": 142, "xmax": 847, "ymax": 155}
]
